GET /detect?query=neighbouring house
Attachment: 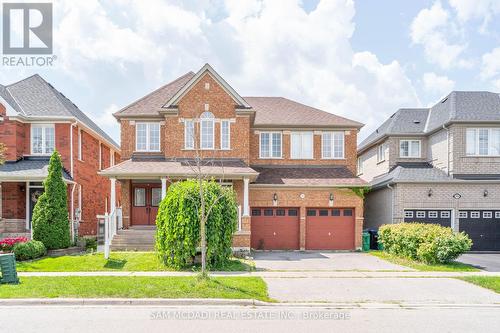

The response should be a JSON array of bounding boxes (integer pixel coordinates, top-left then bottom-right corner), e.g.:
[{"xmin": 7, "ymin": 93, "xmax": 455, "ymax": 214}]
[
  {"xmin": 100, "ymin": 63, "xmax": 366, "ymax": 252},
  {"xmin": 358, "ymin": 91, "xmax": 500, "ymax": 251},
  {"xmin": 0, "ymin": 74, "xmax": 120, "ymax": 240}
]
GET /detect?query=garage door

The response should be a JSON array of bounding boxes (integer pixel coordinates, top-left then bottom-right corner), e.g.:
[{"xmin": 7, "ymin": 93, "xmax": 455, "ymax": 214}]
[
  {"xmin": 403, "ymin": 209, "xmax": 452, "ymax": 227},
  {"xmin": 305, "ymin": 208, "xmax": 355, "ymax": 250},
  {"xmin": 459, "ymin": 210, "xmax": 500, "ymax": 251},
  {"xmin": 251, "ymin": 207, "xmax": 300, "ymax": 250}
]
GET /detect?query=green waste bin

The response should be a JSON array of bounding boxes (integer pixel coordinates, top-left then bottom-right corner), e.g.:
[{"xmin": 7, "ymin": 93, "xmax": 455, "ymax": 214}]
[
  {"xmin": 0, "ymin": 253, "xmax": 20, "ymax": 284},
  {"xmin": 362, "ymin": 232, "xmax": 370, "ymax": 252}
]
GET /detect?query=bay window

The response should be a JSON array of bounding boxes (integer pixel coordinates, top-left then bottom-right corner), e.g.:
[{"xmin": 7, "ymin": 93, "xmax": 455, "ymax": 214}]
[
  {"xmin": 260, "ymin": 132, "xmax": 282, "ymax": 158},
  {"xmin": 290, "ymin": 132, "xmax": 313, "ymax": 159},
  {"xmin": 31, "ymin": 124, "xmax": 55, "ymax": 155},
  {"xmin": 399, "ymin": 140, "xmax": 421, "ymax": 158},
  {"xmin": 136, "ymin": 122, "xmax": 160, "ymax": 152},
  {"xmin": 466, "ymin": 128, "xmax": 500, "ymax": 156},
  {"xmin": 200, "ymin": 112, "xmax": 214, "ymax": 149},
  {"xmin": 322, "ymin": 131, "xmax": 344, "ymax": 159}
]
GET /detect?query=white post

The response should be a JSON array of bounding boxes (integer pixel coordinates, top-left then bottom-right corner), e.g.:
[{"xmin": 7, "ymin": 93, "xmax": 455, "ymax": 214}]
[
  {"xmin": 0, "ymin": 182, "xmax": 3, "ymax": 220},
  {"xmin": 26, "ymin": 181, "xmax": 31, "ymax": 239},
  {"xmin": 243, "ymin": 177, "xmax": 249, "ymax": 217},
  {"xmin": 110, "ymin": 178, "xmax": 116, "ymax": 211},
  {"xmin": 104, "ymin": 213, "xmax": 110, "ymax": 259},
  {"xmin": 161, "ymin": 177, "xmax": 167, "ymax": 199}
]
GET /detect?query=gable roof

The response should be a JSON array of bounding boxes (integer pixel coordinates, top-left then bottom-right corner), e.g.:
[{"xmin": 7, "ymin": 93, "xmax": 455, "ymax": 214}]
[
  {"xmin": 162, "ymin": 63, "xmax": 250, "ymax": 109},
  {"xmin": 2, "ymin": 75, "xmax": 119, "ymax": 149},
  {"xmin": 113, "ymin": 64, "xmax": 363, "ymax": 129},
  {"xmin": 114, "ymin": 72, "xmax": 195, "ymax": 118},
  {"xmin": 359, "ymin": 91, "xmax": 500, "ymax": 153}
]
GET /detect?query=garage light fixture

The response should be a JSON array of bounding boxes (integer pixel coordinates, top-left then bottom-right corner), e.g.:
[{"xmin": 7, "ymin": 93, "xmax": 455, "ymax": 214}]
[
  {"xmin": 273, "ymin": 193, "xmax": 278, "ymax": 204},
  {"xmin": 484, "ymin": 189, "xmax": 488, "ymax": 197},
  {"xmin": 329, "ymin": 193, "xmax": 334, "ymax": 207},
  {"xmin": 427, "ymin": 188, "xmax": 433, "ymax": 197}
]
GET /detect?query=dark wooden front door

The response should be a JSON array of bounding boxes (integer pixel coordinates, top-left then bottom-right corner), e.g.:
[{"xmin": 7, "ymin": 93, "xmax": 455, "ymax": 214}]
[{"xmin": 131, "ymin": 184, "xmax": 162, "ymax": 226}]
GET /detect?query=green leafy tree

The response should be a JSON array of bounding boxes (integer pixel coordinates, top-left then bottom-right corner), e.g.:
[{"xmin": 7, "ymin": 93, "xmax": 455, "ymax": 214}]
[
  {"xmin": 0, "ymin": 143, "xmax": 6, "ymax": 165},
  {"xmin": 32, "ymin": 150, "xmax": 71, "ymax": 249},
  {"xmin": 155, "ymin": 179, "xmax": 238, "ymax": 270}
]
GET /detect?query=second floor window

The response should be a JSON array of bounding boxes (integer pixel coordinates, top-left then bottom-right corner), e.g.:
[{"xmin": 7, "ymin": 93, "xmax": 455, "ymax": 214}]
[
  {"xmin": 322, "ymin": 132, "xmax": 344, "ymax": 159},
  {"xmin": 184, "ymin": 120, "xmax": 194, "ymax": 149},
  {"xmin": 290, "ymin": 132, "xmax": 313, "ymax": 159},
  {"xmin": 466, "ymin": 128, "xmax": 500, "ymax": 156},
  {"xmin": 377, "ymin": 144, "xmax": 385, "ymax": 162},
  {"xmin": 400, "ymin": 140, "xmax": 421, "ymax": 158},
  {"xmin": 357, "ymin": 157, "xmax": 363, "ymax": 175},
  {"xmin": 136, "ymin": 122, "xmax": 160, "ymax": 152},
  {"xmin": 200, "ymin": 112, "xmax": 214, "ymax": 149},
  {"xmin": 31, "ymin": 124, "xmax": 55, "ymax": 155},
  {"xmin": 220, "ymin": 120, "xmax": 230, "ymax": 150},
  {"xmin": 260, "ymin": 132, "xmax": 282, "ymax": 158}
]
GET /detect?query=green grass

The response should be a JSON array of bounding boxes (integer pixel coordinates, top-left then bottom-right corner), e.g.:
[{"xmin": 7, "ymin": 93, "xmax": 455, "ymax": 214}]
[
  {"xmin": 459, "ymin": 277, "xmax": 500, "ymax": 293},
  {"xmin": 369, "ymin": 250, "xmax": 479, "ymax": 272},
  {"xmin": 0, "ymin": 276, "xmax": 271, "ymax": 301},
  {"xmin": 16, "ymin": 252, "xmax": 254, "ymax": 272}
]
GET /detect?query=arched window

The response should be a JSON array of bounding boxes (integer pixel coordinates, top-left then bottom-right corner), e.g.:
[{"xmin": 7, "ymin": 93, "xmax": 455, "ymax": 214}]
[{"xmin": 200, "ymin": 112, "xmax": 215, "ymax": 149}]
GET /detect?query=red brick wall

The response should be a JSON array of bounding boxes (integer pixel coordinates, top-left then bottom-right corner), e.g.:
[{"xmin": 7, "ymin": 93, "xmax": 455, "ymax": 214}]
[
  {"xmin": 1, "ymin": 182, "xmax": 26, "ymax": 219},
  {"xmin": 0, "ymin": 116, "xmax": 28, "ymax": 161},
  {"xmin": 249, "ymin": 129, "xmax": 358, "ymax": 174}
]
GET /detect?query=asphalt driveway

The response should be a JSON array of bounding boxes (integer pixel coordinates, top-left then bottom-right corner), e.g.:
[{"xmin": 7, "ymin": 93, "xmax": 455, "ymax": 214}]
[
  {"xmin": 252, "ymin": 251, "xmax": 412, "ymax": 271},
  {"xmin": 457, "ymin": 253, "xmax": 500, "ymax": 272}
]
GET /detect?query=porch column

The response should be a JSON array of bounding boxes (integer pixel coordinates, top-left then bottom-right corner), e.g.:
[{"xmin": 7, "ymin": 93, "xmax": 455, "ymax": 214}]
[
  {"xmin": 243, "ymin": 177, "xmax": 250, "ymax": 217},
  {"xmin": 0, "ymin": 182, "xmax": 2, "ymax": 220},
  {"xmin": 110, "ymin": 178, "xmax": 116, "ymax": 211},
  {"xmin": 161, "ymin": 177, "xmax": 167, "ymax": 199},
  {"xmin": 26, "ymin": 181, "xmax": 31, "ymax": 238}
]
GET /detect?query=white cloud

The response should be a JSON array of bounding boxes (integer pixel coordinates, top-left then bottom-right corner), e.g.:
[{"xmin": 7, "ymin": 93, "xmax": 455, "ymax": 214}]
[
  {"xmin": 410, "ymin": 2, "xmax": 471, "ymax": 69},
  {"xmin": 448, "ymin": 0, "xmax": 500, "ymax": 32},
  {"xmin": 481, "ymin": 47, "xmax": 500, "ymax": 80},
  {"xmin": 95, "ymin": 104, "xmax": 120, "ymax": 142},
  {"xmin": 492, "ymin": 79, "xmax": 500, "ymax": 92},
  {"xmin": 422, "ymin": 72, "xmax": 455, "ymax": 96}
]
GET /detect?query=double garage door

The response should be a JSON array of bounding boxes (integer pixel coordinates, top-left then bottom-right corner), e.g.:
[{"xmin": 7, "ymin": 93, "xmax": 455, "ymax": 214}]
[
  {"xmin": 251, "ymin": 207, "xmax": 355, "ymax": 250},
  {"xmin": 403, "ymin": 209, "xmax": 500, "ymax": 251}
]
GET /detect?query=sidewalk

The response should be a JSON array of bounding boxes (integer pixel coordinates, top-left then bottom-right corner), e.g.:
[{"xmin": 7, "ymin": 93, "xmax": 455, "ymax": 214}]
[{"xmin": 16, "ymin": 270, "xmax": 500, "ymax": 278}]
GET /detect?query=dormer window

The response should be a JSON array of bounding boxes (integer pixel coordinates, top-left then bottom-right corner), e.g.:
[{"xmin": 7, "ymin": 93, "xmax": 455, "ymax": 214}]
[
  {"xmin": 31, "ymin": 124, "xmax": 55, "ymax": 155},
  {"xmin": 200, "ymin": 112, "xmax": 214, "ymax": 149}
]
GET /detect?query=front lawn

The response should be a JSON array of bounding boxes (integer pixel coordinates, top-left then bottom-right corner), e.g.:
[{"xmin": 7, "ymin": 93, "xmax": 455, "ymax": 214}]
[
  {"xmin": 370, "ymin": 250, "xmax": 479, "ymax": 272},
  {"xmin": 16, "ymin": 252, "xmax": 254, "ymax": 272},
  {"xmin": 459, "ymin": 277, "xmax": 500, "ymax": 293},
  {"xmin": 0, "ymin": 276, "xmax": 271, "ymax": 301}
]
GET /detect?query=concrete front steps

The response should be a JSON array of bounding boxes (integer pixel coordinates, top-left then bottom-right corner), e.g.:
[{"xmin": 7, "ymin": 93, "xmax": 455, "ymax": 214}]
[{"xmin": 110, "ymin": 227, "xmax": 156, "ymax": 251}]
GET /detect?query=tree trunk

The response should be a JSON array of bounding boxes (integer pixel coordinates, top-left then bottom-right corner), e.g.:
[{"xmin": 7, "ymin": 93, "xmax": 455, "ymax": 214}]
[{"xmin": 199, "ymin": 177, "xmax": 207, "ymax": 275}]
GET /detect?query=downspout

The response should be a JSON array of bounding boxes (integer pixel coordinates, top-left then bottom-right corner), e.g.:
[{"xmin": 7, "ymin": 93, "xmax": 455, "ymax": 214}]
[
  {"xmin": 387, "ymin": 184, "xmax": 394, "ymax": 224},
  {"xmin": 70, "ymin": 121, "xmax": 77, "ymax": 242},
  {"xmin": 70, "ymin": 183, "xmax": 76, "ymax": 242},
  {"xmin": 442, "ymin": 124, "xmax": 450, "ymax": 175}
]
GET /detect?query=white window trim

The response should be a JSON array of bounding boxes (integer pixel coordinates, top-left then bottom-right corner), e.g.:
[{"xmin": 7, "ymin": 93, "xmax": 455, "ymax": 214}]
[
  {"xmin": 184, "ymin": 120, "xmax": 195, "ymax": 150},
  {"xmin": 416, "ymin": 211, "xmax": 425, "ymax": 218},
  {"xmin": 78, "ymin": 128, "xmax": 83, "ymax": 160},
  {"xmin": 259, "ymin": 131, "xmax": 282, "ymax": 159},
  {"xmin": 428, "ymin": 211, "xmax": 438, "ymax": 218},
  {"xmin": 135, "ymin": 122, "xmax": 161, "ymax": 152},
  {"xmin": 290, "ymin": 131, "xmax": 314, "ymax": 159},
  {"xmin": 220, "ymin": 120, "xmax": 231, "ymax": 150},
  {"xmin": 200, "ymin": 118, "xmax": 215, "ymax": 150},
  {"xmin": 466, "ymin": 128, "xmax": 500, "ymax": 157},
  {"xmin": 399, "ymin": 139, "xmax": 421, "ymax": 158},
  {"xmin": 110, "ymin": 150, "xmax": 115, "ymax": 166},
  {"xmin": 458, "ymin": 211, "xmax": 468, "ymax": 218},
  {"xmin": 471, "ymin": 211, "xmax": 480, "ymax": 218},
  {"xmin": 377, "ymin": 144, "xmax": 386, "ymax": 163},
  {"xmin": 357, "ymin": 158, "xmax": 363, "ymax": 175},
  {"xmin": 321, "ymin": 131, "xmax": 345, "ymax": 159},
  {"xmin": 483, "ymin": 211, "xmax": 493, "ymax": 218},
  {"xmin": 496, "ymin": 212, "xmax": 500, "ymax": 219},
  {"xmin": 98, "ymin": 142, "xmax": 102, "ymax": 170},
  {"xmin": 30, "ymin": 123, "xmax": 55, "ymax": 156},
  {"xmin": 404, "ymin": 211, "xmax": 413, "ymax": 218},
  {"xmin": 440, "ymin": 211, "xmax": 450, "ymax": 218}
]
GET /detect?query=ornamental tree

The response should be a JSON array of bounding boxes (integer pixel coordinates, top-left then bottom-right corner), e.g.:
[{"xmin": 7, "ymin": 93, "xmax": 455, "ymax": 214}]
[{"xmin": 32, "ymin": 150, "xmax": 71, "ymax": 249}]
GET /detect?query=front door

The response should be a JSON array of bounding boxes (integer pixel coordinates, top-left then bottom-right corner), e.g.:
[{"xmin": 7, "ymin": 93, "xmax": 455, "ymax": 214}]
[
  {"xmin": 29, "ymin": 187, "xmax": 44, "ymax": 229},
  {"xmin": 132, "ymin": 184, "xmax": 162, "ymax": 225}
]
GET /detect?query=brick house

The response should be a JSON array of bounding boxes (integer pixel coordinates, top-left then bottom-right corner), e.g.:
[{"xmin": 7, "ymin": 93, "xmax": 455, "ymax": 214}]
[
  {"xmin": 0, "ymin": 74, "xmax": 120, "ymax": 239},
  {"xmin": 358, "ymin": 91, "xmax": 500, "ymax": 251},
  {"xmin": 100, "ymin": 64, "xmax": 366, "ymax": 252}
]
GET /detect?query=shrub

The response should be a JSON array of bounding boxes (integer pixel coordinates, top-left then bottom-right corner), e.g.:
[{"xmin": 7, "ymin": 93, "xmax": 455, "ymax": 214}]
[
  {"xmin": 13, "ymin": 240, "xmax": 47, "ymax": 261},
  {"xmin": 32, "ymin": 150, "xmax": 71, "ymax": 250},
  {"xmin": 155, "ymin": 180, "xmax": 238, "ymax": 269},
  {"xmin": 378, "ymin": 223, "xmax": 472, "ymax": 264},
  {"xmin": 84, "ymin": 237, "xmax": 97, "ymax": 252},
  {"xmin": 0, "ymin": 237, "xmax": 28, "ymax": 252}
]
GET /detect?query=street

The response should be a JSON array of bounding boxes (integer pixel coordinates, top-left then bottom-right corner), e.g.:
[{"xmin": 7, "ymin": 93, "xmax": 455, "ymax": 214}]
[{"xmin": 1, "ymin": 304, "xmax": 499, "ymax": 333}]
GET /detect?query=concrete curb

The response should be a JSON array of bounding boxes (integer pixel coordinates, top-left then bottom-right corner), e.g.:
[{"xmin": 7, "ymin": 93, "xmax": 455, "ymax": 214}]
[{"xmin": 1, "ymin": 298, "xmax": 499, "ymax": 309}]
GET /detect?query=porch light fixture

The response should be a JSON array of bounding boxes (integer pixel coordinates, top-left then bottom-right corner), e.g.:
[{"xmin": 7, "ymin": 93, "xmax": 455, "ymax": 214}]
[
  {"xmin": 273, "ymin": 193, "xmax": 278, "ymax": 201},
  {"xmin": 329, "ymin": 193, "xmax": 334, "ymax": 207},
  {"xmin": 427, "ymin": 188, "xmax": 433, "ymax": 197},
  {"xmin": 329, "ymin": 193, "xmax": 334, "ymax": 201},
  {"xmin": 484, "ymin": 189, "xmax": 488, "ymax": 197}
]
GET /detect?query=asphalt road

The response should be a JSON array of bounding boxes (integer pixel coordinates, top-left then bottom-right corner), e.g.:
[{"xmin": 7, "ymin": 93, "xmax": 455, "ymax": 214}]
[
  {"xmin": 458, "ymin": 253, "xmax": 500, "ymax": 272},
  {"xmin": 1, "ymin": 304, "xmax": 499, "ymax": 333}
]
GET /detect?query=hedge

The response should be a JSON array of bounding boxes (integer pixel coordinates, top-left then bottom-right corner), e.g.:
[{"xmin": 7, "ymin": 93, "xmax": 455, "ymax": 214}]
[
  {"xmin": 155, "ymin": 180, "xmax": 238, "ymax": 269},
  {"xmin": 13, "ymin": 240, "xmax": 47, "ymax": 261},
  {"xmin": 378, "ymin": 223, "xmax": 472, "ymax": 264}
]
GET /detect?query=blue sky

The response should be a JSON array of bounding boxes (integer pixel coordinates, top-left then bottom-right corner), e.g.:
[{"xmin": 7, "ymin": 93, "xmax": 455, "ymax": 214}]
[{"xmin": 1, "ymin": 0, "xmax": 500, "ymax": 143}]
